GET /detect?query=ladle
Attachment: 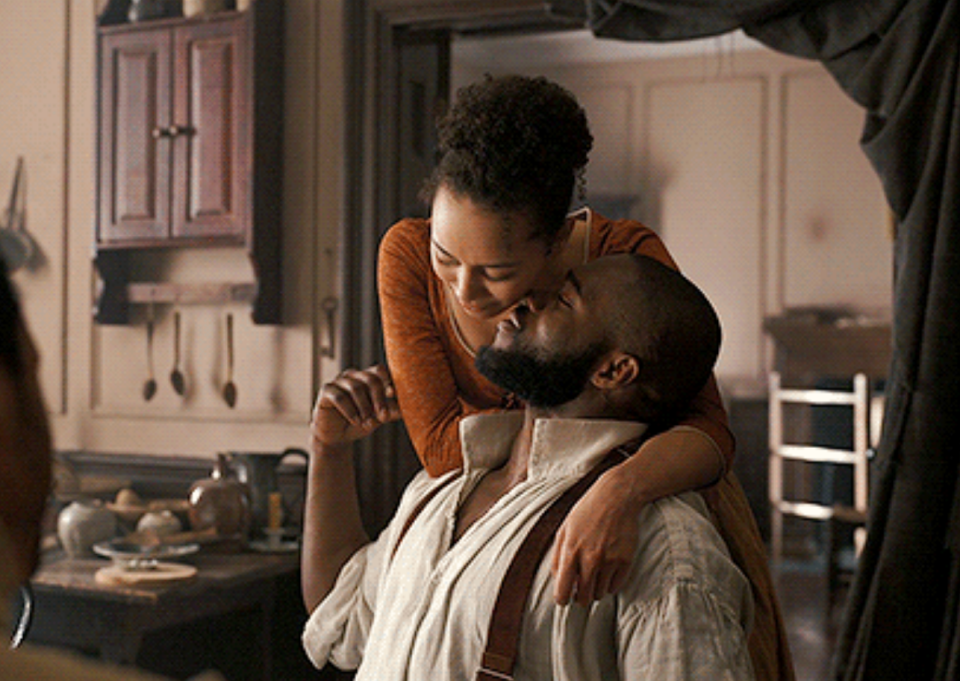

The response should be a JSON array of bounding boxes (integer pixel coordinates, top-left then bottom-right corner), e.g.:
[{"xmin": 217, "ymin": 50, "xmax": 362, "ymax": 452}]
[
  {"xmin": 0, "ymin": 157, "xmax": 34, "ymax": 272},
  {"xmin": 143, "ymin": 306, "xmax": 157, "ymax": 401},
  {"xmin": 170, "ymin": 310, "xmax": 185, "ymax": 395},
  {"xmin": 223, "ymin": 313, "xmax": 237, "ymax": 408}
]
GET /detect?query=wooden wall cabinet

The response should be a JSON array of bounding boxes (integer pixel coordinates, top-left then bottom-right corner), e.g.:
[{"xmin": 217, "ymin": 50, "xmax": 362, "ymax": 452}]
[{"xmin": 94, "ymin": 4, "xmax": 284, "ymax": 324}]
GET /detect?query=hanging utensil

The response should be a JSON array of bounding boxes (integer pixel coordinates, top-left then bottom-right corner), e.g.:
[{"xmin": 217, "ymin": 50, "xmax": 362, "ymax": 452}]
[
  {"xmin": 143, "ymin": 305, "xmax": 158, "ymax": 401},
  {"xmin": 222, "ymin": 313, "xmax": 237, "ymax": 408},
  {"xmin": 0, "ymin": 157, "xmax": 34, "ymax": 272},
  {"xmin": 170, "ymin": 310, "xmax": 186, "ymax": 396}
]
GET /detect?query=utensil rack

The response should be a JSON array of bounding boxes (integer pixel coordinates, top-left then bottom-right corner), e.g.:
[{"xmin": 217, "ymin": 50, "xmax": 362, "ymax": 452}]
[{"xmin": 126, "ymin": 282, "xmax": 258, "ymax": 306}]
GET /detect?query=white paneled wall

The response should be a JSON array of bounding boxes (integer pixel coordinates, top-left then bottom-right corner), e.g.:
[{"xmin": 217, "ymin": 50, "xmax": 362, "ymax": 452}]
[
  {"xmin": 781, "ymin": 71, "xmax": 892, "ymax": 311},
  {"xmin": 453, "ymin": 37, "xmax": 891, "ymax": 395},
  {"xmin": 645, "ymin": 76, "xmax": 766, "ymax": 392}
]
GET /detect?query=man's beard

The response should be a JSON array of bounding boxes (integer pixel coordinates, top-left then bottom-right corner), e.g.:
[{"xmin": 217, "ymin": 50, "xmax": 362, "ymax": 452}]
[{"xmin": 475, "ymin": 342, "xmax": 605, "ymax": 408}]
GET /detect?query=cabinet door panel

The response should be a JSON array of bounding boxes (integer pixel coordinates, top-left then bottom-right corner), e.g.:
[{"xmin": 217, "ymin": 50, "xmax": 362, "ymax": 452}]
[
  {"xmin": 99, "ymin": 30, "xmax": 172, "ymax": 242},
  {"xmin": 172, "ymin": 18, "xmax": 246, "ymax": 241}
]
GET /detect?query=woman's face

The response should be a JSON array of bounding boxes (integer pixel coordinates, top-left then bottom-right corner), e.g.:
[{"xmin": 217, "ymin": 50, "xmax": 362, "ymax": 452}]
[{"xmin": 430, "ymin": 186, "xmax": 553, "ymax": 320}]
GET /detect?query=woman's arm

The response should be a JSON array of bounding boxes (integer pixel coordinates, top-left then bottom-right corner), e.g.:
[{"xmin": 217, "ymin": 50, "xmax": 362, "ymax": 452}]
[{"xmin": 552, "ymin": 424, "xmax": 725, "ymax": 604}]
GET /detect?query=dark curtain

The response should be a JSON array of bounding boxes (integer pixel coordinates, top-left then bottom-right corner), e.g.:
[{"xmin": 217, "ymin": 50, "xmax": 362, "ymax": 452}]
[{"xmin": 587, "ymin": 1, "xmax": 960, "ymax": 679}]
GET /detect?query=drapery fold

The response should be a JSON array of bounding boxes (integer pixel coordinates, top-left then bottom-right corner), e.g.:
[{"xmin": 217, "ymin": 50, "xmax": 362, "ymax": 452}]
[{"xmin": 588, "ymin": 2, "xmax": 960, "ymax": 679}]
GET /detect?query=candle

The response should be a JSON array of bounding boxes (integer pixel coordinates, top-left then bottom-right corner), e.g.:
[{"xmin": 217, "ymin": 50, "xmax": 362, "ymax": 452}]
[{"xmin": 267, "ymin": 491, "xmax": 283, "ymax": 531}]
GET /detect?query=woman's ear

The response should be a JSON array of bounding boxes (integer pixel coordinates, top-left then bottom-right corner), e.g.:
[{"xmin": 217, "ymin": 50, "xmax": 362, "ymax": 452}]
[{"xmin": 591, "ymin": 352, "xmax": 641, "ymax": 390}]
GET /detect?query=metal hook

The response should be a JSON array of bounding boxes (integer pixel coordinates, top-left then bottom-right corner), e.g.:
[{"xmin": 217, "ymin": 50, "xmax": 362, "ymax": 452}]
[{"xmin": 320, "ymin": 296, "xmax": 339, "ymax": 358}]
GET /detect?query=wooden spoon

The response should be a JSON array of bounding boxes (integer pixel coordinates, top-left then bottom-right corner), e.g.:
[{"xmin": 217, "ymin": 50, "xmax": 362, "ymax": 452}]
[
  {"xmin": 170, "ymin": 310, "xmax": 186, "ymax": 395},
  {"xmin": 223, "ymin": 313, "xmax": 237, "ymax": 408},
  {"xmin": 143, "ymin": 309, "xmax": 157, "ymax": 401}
]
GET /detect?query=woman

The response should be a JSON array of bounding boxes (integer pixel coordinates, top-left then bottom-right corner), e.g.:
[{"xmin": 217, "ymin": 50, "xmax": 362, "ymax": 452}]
[{"xmin": 349, "ymin": 75, "xmax": 790, "ymax": 679}]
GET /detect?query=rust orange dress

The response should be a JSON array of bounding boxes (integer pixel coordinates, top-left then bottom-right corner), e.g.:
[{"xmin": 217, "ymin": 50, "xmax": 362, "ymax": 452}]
[{"xmin": 378, "ymin": 209, "xmax": 794, "ymax": 681}]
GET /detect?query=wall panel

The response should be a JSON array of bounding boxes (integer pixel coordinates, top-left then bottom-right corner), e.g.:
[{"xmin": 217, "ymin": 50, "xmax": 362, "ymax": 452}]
[{"xmin": 646, "ymin": 76, "xmax": 766, "ymax": 385}]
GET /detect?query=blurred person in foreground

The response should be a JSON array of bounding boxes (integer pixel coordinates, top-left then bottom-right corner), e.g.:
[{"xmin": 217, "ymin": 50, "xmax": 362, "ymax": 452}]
[{"xmin": 0, "ymin": 260, "xmax": 222, "ymax": 681}]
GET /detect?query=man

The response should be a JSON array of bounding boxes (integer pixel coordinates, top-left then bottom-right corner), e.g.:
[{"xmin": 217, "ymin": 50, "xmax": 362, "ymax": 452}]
[
  {"xmin": 0, "ymin": 261, "xmax": 222, "ymax": 681},
  {"xmin": 301, "ymin": 254, "xmax": 755, "ymax": 680}
]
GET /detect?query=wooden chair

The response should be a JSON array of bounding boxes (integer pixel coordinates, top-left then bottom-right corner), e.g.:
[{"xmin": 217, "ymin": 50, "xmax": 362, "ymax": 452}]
[{"xmin": 768, "ymin": 372, "xmax": 877, "ymax": 586}]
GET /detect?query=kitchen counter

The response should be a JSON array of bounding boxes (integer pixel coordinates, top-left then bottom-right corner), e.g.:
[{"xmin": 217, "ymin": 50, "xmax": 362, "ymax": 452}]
[{"xmin": 28, "ymin": 547, "xmax": 315, "ymax": 680}]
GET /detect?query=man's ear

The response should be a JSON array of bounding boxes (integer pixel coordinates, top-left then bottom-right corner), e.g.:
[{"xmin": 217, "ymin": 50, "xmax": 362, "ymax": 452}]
[{"xmin": 591, "ymin": 352, "xmax": 641, "ymax": 390}]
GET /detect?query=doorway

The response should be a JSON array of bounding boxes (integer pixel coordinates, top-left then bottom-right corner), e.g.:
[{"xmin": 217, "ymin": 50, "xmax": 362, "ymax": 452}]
[{"xmin": 341, "ymin": 7, "xmax": 887, "ymax": 678}]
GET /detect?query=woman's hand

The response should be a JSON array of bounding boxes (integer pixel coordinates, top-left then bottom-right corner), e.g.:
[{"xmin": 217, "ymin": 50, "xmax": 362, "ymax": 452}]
[
  {"xmin": 551, "ymin": 465, "xmax": 646, "ymax": 606},
  {"xmin": 311, "ymin": 365, "xmax": 401, "ymax": 450}
]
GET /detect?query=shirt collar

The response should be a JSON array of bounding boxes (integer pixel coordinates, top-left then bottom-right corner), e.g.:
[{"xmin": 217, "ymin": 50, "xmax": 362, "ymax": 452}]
[{"xmin": 460, "ymin": 413, "xmax": 647, "ymax": 481}]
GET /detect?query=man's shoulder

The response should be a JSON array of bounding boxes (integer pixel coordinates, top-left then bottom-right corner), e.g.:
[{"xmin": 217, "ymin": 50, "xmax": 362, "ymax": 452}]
[{"xmin": 633, "ymin": 492, "xmax": 740, "ymax": 587}]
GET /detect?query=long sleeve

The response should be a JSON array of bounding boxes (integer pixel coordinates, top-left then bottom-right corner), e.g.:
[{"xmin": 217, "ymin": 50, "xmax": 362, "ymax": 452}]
[
  {"xmin": 378, "ymin": 219, "xmax": 506, "ymax": 475},
  {"xmin": 548, "ymin": 493, "xmax": 755, "ymax": 680}
]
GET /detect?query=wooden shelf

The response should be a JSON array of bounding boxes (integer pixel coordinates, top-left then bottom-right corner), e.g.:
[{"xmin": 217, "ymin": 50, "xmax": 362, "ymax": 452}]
[
  {"xmin": 764, "ymin": 315, "xmax": 892, "ymax": 379},
  {"xmin": 127, "ymin": 282, "xmax": 257, "ymax": 306}
]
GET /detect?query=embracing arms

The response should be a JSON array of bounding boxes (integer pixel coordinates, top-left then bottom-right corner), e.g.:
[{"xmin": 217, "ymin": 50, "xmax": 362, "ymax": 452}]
[{"xmin": 377, "ymin": 217, "xmax": 736, "ymax": 604}]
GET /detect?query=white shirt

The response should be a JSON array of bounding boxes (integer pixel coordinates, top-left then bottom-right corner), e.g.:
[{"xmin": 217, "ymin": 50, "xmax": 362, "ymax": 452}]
[{"xmin": 303, "ymin": 414, "xmax": 755, "ymax": 680}]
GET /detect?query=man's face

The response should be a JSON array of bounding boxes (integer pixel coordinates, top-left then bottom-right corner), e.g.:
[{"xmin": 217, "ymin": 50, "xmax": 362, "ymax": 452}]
[{"xmin": 476, "ymin": 263, "xmax": 610, "ymax": 408}]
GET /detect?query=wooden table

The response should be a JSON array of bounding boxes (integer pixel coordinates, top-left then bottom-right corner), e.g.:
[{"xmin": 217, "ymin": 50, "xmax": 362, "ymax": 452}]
[{"xmin": 29, "ymin": 548, "xmax": 304, "ymax": 680}]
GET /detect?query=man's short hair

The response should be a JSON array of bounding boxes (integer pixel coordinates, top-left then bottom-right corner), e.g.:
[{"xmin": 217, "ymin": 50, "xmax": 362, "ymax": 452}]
[{"xmin": 604, "ymin": 255, "xmax": 721, "ymax": 421}]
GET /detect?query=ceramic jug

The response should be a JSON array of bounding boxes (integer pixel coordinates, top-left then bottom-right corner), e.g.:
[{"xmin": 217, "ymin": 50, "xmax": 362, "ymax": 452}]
[
  {"xmin": 183, "ymin": 0, "xmax": 226, "ymax": 17},
  {"xmin": 57, "ymin": 500, "xmax": 117, "ymax": 557},
  {"xmin": 229, "ymin": 448, "xmax": 307, "ymax": 538},
  {"xmin": 188, "ymin": 453, "xmax": 250, "ymax": 539},
  {"xmin": 137, "ymin": 510, "xmax": 182, "ymax": 537}
]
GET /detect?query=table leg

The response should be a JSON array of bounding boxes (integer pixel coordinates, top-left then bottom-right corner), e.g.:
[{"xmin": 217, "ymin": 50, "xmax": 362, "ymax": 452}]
[{"xmin": 99, "ymin": 608, "xmax": 144, "ymax": 665}]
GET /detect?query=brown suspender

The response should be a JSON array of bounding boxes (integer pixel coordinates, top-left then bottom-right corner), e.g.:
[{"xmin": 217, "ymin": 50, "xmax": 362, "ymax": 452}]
[
  {"xmin": 391, "ymin": 472, "xmax": 460, "ymax": 560},
  {"xmin": 475, "ymin": 445, "xmax": 631, "ymax": 681},
  {"xmin": 388, "ymin": 440, "xmax": 637, "ymax": 681}
]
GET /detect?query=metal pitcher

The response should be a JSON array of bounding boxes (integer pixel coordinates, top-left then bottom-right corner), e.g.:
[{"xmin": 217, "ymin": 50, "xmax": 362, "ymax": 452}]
[{"xmin": 228, "ymin": 447, "xmax": 308, "ymax": 538}]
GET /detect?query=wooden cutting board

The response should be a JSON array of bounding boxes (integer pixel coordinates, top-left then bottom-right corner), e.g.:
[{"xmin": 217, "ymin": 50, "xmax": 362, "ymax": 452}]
[{"xmin": 95, "ymin": 562, "xmax": 198, "ymax": 587}]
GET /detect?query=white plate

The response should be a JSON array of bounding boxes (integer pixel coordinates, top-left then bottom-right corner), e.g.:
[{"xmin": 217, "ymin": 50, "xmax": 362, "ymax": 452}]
[
  {"xmin": 93, "ymin": 538, "xmax": 200, "ymax": 570},
  {"xmin": 95, "ymin": 562, "xmax": 198, "ymax": 586}
]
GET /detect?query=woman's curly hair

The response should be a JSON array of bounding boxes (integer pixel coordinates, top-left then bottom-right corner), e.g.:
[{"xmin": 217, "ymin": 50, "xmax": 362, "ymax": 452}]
[{"xmin": 422, "ymin": 75, "xmax": 593, "ymax": 242}]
